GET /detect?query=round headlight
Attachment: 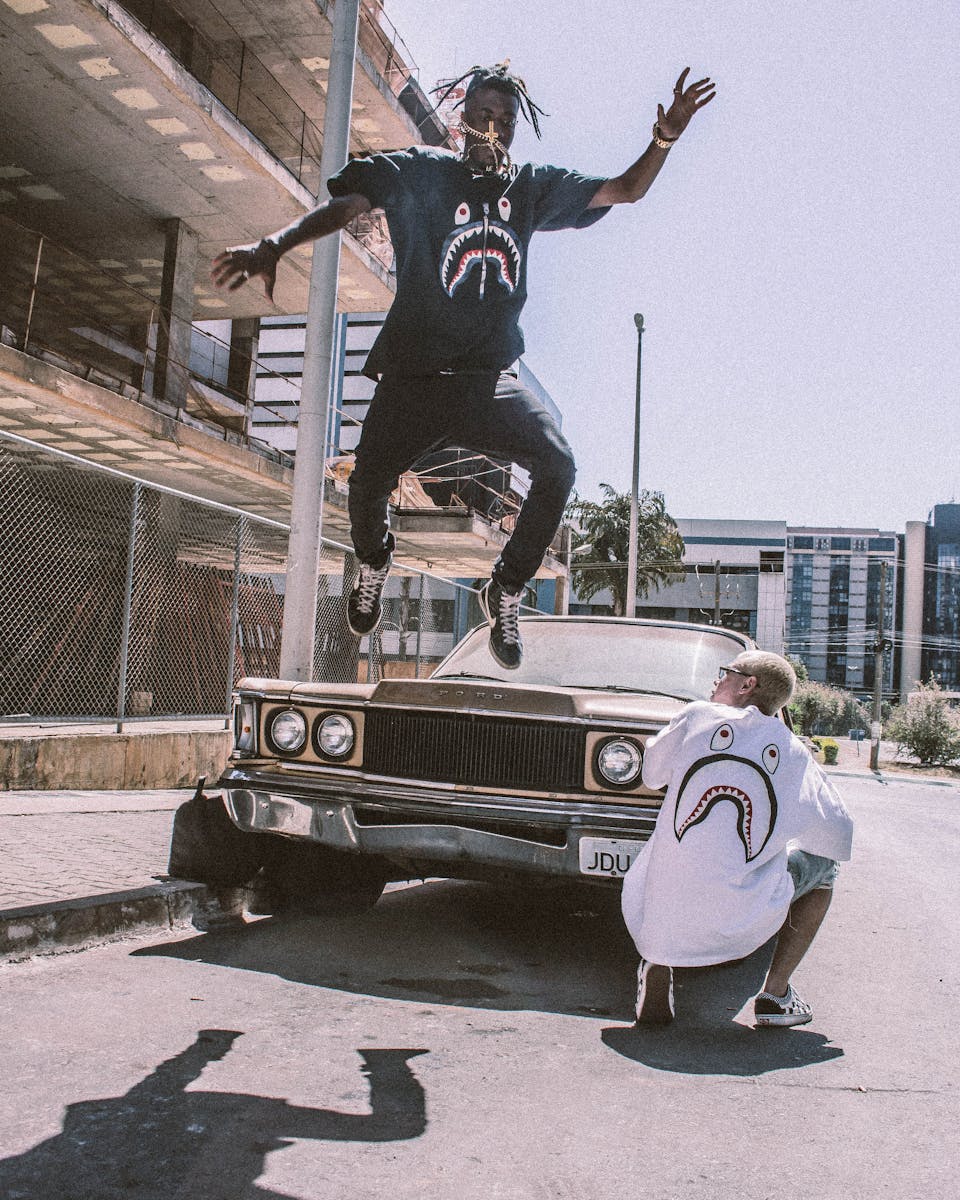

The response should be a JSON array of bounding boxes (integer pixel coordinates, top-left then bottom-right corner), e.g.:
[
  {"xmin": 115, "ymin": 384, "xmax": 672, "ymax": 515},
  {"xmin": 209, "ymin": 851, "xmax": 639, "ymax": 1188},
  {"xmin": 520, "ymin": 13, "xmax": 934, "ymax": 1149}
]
[
  {"xmin": 315, "ymin": 712, "xmax": 356, "ymax": 759},
  {"xmin": 596, "ymin": 738, "xmax": 643, "ymax": 787},
  {"xmin": 269, "ymin": 709, "xmax": 307, "ymax": 753}
]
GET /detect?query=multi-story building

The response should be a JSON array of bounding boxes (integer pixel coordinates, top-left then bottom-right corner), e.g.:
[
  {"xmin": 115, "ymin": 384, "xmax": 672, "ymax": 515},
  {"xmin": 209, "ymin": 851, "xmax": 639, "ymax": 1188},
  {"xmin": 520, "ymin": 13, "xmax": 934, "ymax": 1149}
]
[
  {"xmin": 630, "ymin": 519, "xmax": 787, "ymax": 650},
  {"xmin": 900, "ymin": 503, "xmax": 960, "ymax": 698},
  {"xmin": 570, "ymin": 516, "xmax": 906, "ymax": 699},
  {"xmin": 570, "ymin": 518, "xmax": 787, "ymax": 652},
  {"xmin": 0, "ymin": 0, "xmax": 444, "ymax": 518},
  {"xmin": 784, "ymin": 528, "xmax": 898, "ymax": 697},
  {"xmin": 0, "ymin": 0, "xmax": 571, "ymax": 582}
]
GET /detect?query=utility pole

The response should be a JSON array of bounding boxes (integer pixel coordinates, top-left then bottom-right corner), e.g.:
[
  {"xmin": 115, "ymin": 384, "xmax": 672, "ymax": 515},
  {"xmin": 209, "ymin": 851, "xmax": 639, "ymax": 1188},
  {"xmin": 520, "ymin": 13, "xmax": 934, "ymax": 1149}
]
[
  {"xmin": 713, "ymin": 559, "xmax": 721, "ymax": 624},
  {"xmin": 626, "ymin": 313, "xmax": 644, "ymax": 619},
  {"xmin": 279, "ymin": 0, "xmax": 360, "ymax": 680},
  {"xmin": 869, "ymin": 559, "xmax": 890, "ymax": 771}
]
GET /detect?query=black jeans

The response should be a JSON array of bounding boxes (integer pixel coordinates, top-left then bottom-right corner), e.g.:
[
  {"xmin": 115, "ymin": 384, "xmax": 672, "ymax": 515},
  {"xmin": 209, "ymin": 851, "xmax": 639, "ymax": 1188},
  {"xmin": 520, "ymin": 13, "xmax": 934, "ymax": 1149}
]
[{"xmin": 348, "ymin": 370, "xmax": 576, "ymax": 592}]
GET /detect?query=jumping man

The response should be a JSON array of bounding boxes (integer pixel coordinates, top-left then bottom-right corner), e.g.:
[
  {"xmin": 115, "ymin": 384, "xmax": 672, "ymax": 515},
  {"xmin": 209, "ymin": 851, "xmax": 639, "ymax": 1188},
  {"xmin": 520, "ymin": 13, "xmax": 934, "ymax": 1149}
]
[{"xmin": 212, "ymin": 63, "xmax": 715, "ymax": 668}]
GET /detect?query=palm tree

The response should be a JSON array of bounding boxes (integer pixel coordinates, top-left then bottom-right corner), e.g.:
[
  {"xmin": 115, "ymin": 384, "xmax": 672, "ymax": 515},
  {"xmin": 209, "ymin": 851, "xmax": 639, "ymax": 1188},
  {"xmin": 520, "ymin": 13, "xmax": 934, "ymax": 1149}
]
[{"xmin": 565, "ymin": 484, "xmax": 685, "ymax": 617}]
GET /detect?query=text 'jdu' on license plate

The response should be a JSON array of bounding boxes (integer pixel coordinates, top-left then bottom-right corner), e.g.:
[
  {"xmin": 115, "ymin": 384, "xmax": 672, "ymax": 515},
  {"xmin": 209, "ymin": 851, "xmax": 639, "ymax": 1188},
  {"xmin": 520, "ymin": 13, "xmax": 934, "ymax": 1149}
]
[{"xmin": 578, "ymin": 837, "xmax": 645, "ymax": 878}]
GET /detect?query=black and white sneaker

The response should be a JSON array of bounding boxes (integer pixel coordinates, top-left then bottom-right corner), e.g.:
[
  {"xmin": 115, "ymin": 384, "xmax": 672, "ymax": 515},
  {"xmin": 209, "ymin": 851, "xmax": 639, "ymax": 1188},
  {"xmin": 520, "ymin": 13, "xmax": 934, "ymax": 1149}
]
[
  {"xmin": 479, "ymin": 579, "xmax": 523, "ymax": 669},
  {"xmin": 346, "ymin": 557, "xmax": 391, "ymax": 637},
  {"xmin": 635, "ymin": 957, "xmax": 675, "ymax": 1026},
  {"xmin": 754, "ymin": 984, "xmax": 813, "ymax": 1027}
]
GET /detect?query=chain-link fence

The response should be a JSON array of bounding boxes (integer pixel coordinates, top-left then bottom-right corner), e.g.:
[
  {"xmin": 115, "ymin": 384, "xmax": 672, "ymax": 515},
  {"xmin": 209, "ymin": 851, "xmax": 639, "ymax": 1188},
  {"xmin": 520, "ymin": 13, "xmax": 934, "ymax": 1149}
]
[{"xmin": 0, "ymin": 431, "xmax": 538, "ymax": 727}]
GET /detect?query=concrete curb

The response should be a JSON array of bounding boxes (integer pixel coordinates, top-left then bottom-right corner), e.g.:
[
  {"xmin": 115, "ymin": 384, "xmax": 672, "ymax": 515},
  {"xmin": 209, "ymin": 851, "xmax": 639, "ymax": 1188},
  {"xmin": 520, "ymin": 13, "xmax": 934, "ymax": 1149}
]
[
  {"xmin": 0, "ymin": 880, "xmax": 209, "ymax": 964},
  {"xmin": 826, "ymin": 766, "xmax": 960, "ymax": 788}
]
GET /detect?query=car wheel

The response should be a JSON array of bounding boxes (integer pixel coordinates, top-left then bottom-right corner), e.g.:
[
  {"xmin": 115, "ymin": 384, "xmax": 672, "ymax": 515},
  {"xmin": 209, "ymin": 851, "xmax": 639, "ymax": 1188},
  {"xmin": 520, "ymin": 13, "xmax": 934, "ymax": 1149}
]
[{"xmin": 255, "ymin": 840, "xmax": 388, "ymax": 917}]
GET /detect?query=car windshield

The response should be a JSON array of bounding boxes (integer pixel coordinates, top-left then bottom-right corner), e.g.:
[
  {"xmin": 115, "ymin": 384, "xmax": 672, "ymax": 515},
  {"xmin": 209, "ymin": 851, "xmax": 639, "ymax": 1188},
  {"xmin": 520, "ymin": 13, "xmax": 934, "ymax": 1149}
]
[{"xmin": 433, "ymin": 619, "xmax": 750, "ymax": 701}]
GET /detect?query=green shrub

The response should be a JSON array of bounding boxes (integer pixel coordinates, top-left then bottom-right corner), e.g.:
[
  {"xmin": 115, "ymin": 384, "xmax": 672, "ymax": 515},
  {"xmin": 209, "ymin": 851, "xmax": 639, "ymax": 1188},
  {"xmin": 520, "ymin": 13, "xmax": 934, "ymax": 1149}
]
[
  {"xmin": 886, "ymin": 678, "xmax": 960, "ymax": 765},
  {"xmin": 789, "ymin": 681, "xmax": 870, "ymax": 737}
]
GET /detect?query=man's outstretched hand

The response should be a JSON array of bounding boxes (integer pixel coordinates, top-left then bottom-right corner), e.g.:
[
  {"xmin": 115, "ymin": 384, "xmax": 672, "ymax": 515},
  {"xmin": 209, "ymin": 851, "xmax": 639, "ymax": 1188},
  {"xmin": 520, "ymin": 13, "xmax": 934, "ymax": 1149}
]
[
  {"xmin": 211, "ymin": 239, "xmax": 280, "ymax": 302},
  {"xmin": 657, "ymin": 68, "xmax": 716, "ymax": 140}
]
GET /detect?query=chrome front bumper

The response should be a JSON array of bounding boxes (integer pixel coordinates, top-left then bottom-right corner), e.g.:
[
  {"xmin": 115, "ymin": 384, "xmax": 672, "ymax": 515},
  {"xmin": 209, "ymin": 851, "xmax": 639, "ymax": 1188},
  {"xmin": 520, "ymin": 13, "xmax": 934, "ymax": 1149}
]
[{"xmin": 219, "ymin": 768, "xmax": 659, "ymax": 880}]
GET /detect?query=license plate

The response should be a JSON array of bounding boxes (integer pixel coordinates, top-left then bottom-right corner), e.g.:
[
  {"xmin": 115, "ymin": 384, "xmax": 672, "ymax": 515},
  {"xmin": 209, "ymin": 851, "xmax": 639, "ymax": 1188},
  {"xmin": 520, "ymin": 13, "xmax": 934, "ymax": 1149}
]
[{"xmin": 578, "ymin": 837, "xmax": 645, "ymax": 878}]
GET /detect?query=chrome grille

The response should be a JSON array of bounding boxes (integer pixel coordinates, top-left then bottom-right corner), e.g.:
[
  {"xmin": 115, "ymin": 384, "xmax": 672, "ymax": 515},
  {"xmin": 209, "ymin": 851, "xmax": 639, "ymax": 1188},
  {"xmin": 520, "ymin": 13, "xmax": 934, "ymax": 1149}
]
[{"xmin": 364, "ymin": 709, "xmax": 585, "ymax": 791}]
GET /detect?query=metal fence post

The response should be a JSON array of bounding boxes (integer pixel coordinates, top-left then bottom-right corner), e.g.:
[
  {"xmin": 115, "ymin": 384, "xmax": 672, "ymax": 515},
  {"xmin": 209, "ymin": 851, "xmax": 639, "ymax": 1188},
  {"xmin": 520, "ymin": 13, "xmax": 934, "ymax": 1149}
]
[
  {"xmin": 23, "ymin": 236, "xmax": 44, "ymax": 352},
  {"xmin": 224, "ymin": 515, "xmax": 245, "ymax": 727},
  {"xmin": 116, "ymin": 482, "xmax": 142, "ymax": 732},
  {"xmin": 415, "ymin": 573, "xmax": 424, "ymax": 677}
]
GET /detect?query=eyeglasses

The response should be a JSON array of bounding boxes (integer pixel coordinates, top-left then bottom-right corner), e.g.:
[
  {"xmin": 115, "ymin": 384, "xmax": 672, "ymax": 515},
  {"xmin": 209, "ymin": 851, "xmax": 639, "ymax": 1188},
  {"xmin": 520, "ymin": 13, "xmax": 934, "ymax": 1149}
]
[{"xmin": 717, "ymin": 665, "xmax": 752, "ymax": 680}]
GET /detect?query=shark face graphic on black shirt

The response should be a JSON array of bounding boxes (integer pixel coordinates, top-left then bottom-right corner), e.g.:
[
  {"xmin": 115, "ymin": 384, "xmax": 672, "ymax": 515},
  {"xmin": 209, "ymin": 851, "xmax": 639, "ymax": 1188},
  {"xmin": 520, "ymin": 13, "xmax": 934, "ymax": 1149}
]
[{"xmin": 439, "ymin": 197, "xmax": 521, "ymax": 298}]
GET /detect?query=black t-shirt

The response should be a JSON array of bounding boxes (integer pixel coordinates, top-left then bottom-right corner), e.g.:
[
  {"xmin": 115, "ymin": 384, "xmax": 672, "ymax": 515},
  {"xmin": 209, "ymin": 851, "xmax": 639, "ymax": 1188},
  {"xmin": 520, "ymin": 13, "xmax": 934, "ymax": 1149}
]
[{"xmin": 327, "ymin": 146, "xmax": 610, "ymax": 378}]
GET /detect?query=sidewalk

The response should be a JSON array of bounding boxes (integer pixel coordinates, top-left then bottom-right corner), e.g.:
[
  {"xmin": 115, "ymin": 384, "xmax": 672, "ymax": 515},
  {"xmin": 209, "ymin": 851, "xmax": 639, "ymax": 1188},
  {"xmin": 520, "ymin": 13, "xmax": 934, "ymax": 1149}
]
[
  {"xmin": 0, "ymin": 787, "xmax": 206, "ymax": 962},
  {"xmin": 3, "ymin": 743, "xmax": 957, "ymax": 963}
]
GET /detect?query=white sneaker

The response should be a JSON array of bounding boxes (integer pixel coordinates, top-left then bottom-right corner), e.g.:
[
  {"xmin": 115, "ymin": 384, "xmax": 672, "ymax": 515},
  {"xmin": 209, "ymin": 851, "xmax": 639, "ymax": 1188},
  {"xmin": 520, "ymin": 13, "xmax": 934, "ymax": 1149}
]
[{"xmin": 635, "ymin": 957, "xmax": 674, "ymax": 1025}]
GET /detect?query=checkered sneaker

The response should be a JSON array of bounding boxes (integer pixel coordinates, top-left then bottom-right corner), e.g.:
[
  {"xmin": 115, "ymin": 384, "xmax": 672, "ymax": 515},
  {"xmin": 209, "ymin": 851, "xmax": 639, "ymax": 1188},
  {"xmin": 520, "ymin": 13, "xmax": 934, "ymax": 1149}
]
[{"xmin": 754, "ymin": 984, "xmax": 813, "ymax": 1027}]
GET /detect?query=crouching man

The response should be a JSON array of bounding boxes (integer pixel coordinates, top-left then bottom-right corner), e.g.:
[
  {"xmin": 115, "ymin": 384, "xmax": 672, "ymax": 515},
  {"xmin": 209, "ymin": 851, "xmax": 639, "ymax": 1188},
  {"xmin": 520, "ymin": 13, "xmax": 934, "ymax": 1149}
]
[{"xmin": 621, "ymin": 651, "xmax": 853, "ymax": 1027}]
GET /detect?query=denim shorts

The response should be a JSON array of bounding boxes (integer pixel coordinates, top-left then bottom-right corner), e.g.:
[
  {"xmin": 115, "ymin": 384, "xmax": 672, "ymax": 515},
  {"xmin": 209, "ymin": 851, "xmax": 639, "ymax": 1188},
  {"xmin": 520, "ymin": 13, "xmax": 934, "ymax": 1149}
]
[{"xmin": 787, "ymin": 849, "xmax": 839, "ymax": 897}]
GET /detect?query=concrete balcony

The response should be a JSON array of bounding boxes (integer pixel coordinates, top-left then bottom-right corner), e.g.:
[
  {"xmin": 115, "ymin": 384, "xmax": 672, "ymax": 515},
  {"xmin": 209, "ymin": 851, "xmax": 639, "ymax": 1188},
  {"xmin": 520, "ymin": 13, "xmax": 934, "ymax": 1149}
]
[{"xmin": 0, "ymin": 0, "xmax": 448, "ymax": 322}]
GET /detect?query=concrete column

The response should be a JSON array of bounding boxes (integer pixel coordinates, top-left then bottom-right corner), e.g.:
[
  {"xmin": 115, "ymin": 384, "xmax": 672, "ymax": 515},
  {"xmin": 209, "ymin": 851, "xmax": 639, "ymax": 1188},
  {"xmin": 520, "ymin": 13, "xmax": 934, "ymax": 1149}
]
[
  {"xmin": 227, "ymin": 316, "xmax": 261, "ymax": 437},
  {"xmin": 154, "ymin": 218, "xmax": 199, "ymax": 411},
  {"xmin": 900, "ymin": 521, "xmax": 926, "ymax": 700},
  {"xmin": 756, "ymin": 568, "xmax": 786, "ymax": 652}
]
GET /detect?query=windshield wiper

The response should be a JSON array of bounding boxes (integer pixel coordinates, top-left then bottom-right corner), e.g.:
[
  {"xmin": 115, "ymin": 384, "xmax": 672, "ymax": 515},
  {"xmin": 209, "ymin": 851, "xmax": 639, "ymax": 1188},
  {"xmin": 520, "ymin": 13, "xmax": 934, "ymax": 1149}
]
[
  {"xmin": 432, "ymin": 673, "xmax": 509, "ymax": 682},
  {"xmin": 581, "ymin": 684, "xmax": 692, "ymax": 701}
]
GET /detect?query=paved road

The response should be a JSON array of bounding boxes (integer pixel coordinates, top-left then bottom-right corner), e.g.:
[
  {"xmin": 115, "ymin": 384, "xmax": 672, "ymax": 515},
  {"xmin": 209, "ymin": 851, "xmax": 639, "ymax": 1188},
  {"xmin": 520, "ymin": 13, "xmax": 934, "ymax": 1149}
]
[{"xmin": 1, "ymin": 774, "xmax": 956, "ymax": 1200}]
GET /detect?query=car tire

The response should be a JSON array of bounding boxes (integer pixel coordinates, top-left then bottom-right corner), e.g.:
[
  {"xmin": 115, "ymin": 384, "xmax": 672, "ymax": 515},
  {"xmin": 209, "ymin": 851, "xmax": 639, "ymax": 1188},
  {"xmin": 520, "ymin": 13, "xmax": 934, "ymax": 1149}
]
[
  {"xmin": 167, "ymin": 787, "xmax": 271, "ymax": 887},
  {"xmin": 255, "ymin": 840, "xmax": 389, "ymax": 917}
]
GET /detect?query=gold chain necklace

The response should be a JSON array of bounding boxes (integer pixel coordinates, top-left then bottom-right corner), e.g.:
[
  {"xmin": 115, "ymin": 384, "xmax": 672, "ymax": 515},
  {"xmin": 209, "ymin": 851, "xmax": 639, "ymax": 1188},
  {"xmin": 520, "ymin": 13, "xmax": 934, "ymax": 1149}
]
[{"xmin": 457, "ymin": 117, "xmax": 512, "ymax": 178}]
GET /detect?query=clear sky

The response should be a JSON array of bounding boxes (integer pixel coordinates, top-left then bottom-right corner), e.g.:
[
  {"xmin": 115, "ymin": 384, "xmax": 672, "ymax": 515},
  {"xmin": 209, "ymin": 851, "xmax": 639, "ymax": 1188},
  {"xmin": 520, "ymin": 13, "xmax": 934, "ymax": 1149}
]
[{"xmin": 385, "ymin": 0, "xmax": 958, "ymax": 532}]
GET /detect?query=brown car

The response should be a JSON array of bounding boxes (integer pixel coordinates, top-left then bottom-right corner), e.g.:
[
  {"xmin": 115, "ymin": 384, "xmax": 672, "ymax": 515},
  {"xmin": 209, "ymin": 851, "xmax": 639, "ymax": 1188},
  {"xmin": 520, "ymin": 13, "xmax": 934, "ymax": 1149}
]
[{"xmin": 174, "ymin": 617, "xmax": 756, "ymax": 912}]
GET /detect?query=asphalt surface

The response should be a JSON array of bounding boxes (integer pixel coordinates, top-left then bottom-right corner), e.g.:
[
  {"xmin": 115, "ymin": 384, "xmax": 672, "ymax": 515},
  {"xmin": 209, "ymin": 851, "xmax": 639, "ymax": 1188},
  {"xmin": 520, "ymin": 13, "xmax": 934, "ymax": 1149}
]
[
  {"xmin": 0, "ymin": 739, "xmax": 955, "ymax": 962},
  {"xmin": 1, "ymin": 772, "xmax": 957, "ymax": 1199}
]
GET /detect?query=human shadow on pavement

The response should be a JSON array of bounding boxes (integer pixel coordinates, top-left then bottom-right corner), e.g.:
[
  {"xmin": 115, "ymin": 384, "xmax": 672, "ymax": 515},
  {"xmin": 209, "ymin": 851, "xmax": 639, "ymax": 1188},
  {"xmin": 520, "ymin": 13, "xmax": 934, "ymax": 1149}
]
[
  {"xmin": 135, "ymin": 878, "xmax": 640, "ymax": 1020},
  {"xmin": 601, "ymin": 943, "xmax": 845, "ymax": 1076},
  {"xmin": 0, "ymin": 1029, "xmax": 428, "ymax": 1200}
]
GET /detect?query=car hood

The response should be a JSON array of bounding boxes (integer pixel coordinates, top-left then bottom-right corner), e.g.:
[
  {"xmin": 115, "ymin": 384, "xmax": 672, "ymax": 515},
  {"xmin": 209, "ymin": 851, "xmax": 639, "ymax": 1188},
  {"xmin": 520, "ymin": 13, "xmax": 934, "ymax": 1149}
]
[
  {"xmin": 373, "ymin": 678, "xmax": 685, "ymax": 723},
  {"xmin": 239, "ymin": 676, "xmax": 688, "ymax": 724}
]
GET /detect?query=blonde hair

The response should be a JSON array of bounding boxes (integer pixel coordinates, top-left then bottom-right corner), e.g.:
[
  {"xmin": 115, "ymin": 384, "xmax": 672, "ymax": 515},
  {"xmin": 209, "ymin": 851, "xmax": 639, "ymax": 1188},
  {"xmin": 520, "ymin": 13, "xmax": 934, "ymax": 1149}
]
[{"xmin": 732, "ymin": 651, "xmax": 796, "ymax": 715}]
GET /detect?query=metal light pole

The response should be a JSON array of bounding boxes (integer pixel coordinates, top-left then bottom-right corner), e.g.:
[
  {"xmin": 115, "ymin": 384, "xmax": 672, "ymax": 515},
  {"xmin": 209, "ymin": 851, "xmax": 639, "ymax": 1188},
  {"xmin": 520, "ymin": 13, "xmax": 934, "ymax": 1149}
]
[
  {"xmin": 279, "ymin": 0, "xmax": 360, "ymax": 680},
  {"xmin": 869, "ymin": 559, "xmax": 889, "ymax": 771},
  {"xmin": 625, "ymin": 313, "xmax": 644, "ymax": 618}
]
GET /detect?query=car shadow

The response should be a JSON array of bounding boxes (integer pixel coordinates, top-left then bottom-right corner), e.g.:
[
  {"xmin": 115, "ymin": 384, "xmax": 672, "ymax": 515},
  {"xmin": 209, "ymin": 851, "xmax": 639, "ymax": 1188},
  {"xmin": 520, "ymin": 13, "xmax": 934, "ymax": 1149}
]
[{"xmin": 136, "ymin": 878, "xmax": 639, "ymax": 1020}]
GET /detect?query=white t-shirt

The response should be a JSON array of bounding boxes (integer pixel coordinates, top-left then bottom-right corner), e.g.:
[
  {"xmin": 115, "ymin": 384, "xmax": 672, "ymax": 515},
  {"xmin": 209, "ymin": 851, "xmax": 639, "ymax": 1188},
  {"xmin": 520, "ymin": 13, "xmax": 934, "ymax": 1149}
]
[{"xmin": 621, "ymin": 701, "xmax": 853, "ymax": 967}]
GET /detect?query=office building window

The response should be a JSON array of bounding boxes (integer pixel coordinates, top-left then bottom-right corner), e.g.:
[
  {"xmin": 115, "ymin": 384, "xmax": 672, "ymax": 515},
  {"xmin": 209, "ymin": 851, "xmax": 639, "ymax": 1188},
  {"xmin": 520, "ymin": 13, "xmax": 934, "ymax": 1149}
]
[{"xmin": 826, "ymin": 556, "xmax": 850, "ymax": 685}]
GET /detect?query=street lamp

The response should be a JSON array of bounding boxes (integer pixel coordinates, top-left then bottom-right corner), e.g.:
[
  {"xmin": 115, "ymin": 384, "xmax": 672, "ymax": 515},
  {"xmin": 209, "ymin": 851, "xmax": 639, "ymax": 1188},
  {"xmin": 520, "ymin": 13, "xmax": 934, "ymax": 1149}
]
[{"xmin": 626, "ymin": 313, "xmax": 644, "ymax": 618}]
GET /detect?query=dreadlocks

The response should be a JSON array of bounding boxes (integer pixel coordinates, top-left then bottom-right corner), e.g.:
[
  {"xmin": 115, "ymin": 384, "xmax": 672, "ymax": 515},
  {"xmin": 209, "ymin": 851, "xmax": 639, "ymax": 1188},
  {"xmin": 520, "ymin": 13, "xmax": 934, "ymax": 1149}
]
[{"xmin": 432, "ymin": 60, "xmax": 548, "ymax": 139}]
